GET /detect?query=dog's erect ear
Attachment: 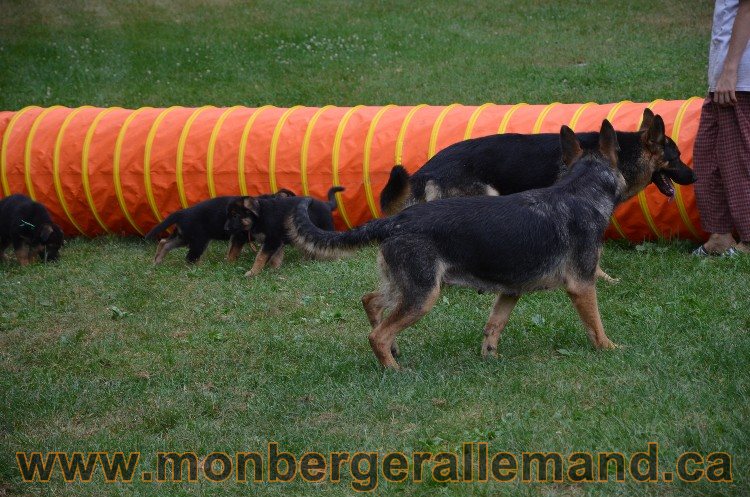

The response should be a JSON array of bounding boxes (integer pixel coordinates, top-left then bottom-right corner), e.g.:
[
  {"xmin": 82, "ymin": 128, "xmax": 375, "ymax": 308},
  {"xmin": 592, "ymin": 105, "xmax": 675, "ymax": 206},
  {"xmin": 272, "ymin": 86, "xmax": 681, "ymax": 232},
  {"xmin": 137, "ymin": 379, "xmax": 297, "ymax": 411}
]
[
  {"xmin": 643, "ymin": 114, "xmax": 666, "ymax": 149},
  {"xmin": 639, "ymin": 108, "xmax": 655, "ymax": 131},
  {"xmin": 598, "ymin": 120, "xmax": 620, "ymax": 168},
  {"xmin": 276, "ymin": 188, "xmax": 296, "ymax": 198},
  {"xmin": 39, "ymin": 224, "xmax": 54, "ymax": 243},
  {"xmin": 560, "ymin": 125, "xmax": 582, "ymax": 166},
  {"xmin": 241, "ymin": 197, "xmax": 261, "ymax": 216}
]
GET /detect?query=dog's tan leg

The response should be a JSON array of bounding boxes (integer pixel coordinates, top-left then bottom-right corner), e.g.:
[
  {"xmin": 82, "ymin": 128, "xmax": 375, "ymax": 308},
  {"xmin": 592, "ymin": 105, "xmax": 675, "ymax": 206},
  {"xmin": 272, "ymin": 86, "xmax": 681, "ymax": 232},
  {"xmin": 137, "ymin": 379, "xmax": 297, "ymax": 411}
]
[
  {"xmin": 595, "ymin": 246, "xmax": 618, "ymax": 284},
  {"xmin": 245, "ymin": 250, "xmax": 271, "ymax": 277},
  {"xmin": 566, "ymin": 283, "xmax": 617, "ymax": 350},
  {"xmin": 362, "ymin": 291, "xmax": 402, "ymax": 357},
  {"xmin": 154, "ymin": 238, "xmax": 179, "ymax": 264},
  {"xmin": 481, "ymin": 293, "xmax": 520, "ymax": 359},
  {"xmin": 595, "ymin": 265, "xmax": 619, "ymax": 284},
  {"xmin": 268, "ymin": 247, "xmax": 285, "ymax": 269},
  {"xmin": 0, "ymin": 241, "xmax": 8, "ymax": 262},
  {"xmin": 368, "ymin": 286, "xmax": 439, "ymax": 369},
  {"xmin": 15, "ymin": 245, "xmax": 30, "ymax": 266},
  {"xmin": 28, "ymin": 245, "xmax": 42, "ymax": 264},
  {"xmin": 362, "ymin": 291, "xmax": 386, "ymax": 328},
  {"xmin": 226, "ymin": 244, "xmax": 242, "ymax": 262}
]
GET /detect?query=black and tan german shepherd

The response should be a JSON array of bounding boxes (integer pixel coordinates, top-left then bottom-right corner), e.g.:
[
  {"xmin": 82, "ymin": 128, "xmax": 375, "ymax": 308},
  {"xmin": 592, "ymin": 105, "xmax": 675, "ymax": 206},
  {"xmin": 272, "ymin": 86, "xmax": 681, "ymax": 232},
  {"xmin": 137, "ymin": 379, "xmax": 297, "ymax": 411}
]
[
  {"xmin": 0, "ymin": 194, "xmax": 64, "ymax": 265},
  {"xmin": 145, "ymin": 189, "xmax": 296, "ymax": 264},
  {"xmin": 290, "ymin": 121, "xmax": 635, "ymax": 369},
  {"xmin": 380, "ymin": 109, "xmax": 696, "ymax": 215},
  {"xmin": 234, "ymin": 186, "xmax": 344, "ymax": 277}
]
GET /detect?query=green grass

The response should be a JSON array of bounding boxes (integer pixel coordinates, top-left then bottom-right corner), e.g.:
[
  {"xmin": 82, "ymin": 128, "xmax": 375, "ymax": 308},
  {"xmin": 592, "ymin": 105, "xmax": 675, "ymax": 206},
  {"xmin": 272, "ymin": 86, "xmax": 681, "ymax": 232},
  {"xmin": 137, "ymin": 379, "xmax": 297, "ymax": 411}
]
[
  {"xmin": 2, "ymin": 1, "xmax": 749, "ymax": 496},
  {"xmin": 1, "ymin": 0, "xmax": 710, "ymax": 108}
]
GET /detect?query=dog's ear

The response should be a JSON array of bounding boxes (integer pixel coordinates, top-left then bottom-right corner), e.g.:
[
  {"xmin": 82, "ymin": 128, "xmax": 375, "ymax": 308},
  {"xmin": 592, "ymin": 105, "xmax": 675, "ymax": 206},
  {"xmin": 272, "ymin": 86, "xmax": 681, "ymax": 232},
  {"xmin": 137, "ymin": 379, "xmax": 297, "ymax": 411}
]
[
  {"xmin": 39, "ymin": 224, "xmax": 54, "ymax": 243},
  {"xmin": 598, "ymin": 119, "xmax": 620, "ymax": 168},
  {"xmin": 276, "ymin": 188, "xmax": 296, "ymax": 198},
  {"xmin": 639, "ymin": 108, "xmax": 655, "ymax": 131},
  {"xmin": 560, "ymin": 125, "xmax": 582, "ymax": 166},
  {"xmin": 643, "ymin": 114, "xmax": 665, "ymax": 150},
  {"xmin": 241, "ymin": 197, "xmax": 261, "ymax": 216}
]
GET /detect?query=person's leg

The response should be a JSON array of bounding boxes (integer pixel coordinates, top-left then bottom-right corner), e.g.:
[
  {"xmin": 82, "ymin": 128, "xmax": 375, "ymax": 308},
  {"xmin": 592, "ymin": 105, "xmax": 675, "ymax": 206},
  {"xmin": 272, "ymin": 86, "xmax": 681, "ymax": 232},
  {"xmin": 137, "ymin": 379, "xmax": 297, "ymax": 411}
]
[
  {"xmin": 719, "ymin": 92, "xmax": 750, "ymax": 252},
  {"xmin": 694, "ymin": 96, "xmax": 737, "ymax": 254}
]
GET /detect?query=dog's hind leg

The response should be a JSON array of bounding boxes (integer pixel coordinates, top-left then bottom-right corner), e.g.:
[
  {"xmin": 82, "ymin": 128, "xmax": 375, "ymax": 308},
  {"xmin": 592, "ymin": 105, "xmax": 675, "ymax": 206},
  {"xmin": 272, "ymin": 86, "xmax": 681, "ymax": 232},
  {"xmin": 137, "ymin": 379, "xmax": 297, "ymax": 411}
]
[
  {"xmin": 363, "ymin": 291, "xmax": 403, "ymax": 357},
  {"xmin": 154, "ymin": 236, "xmax": 185, "ymax": 264},
  {"xmin": 368, "ymin": 286, "xmax": 440, "ymax": 369},
  {"xmin": 481, "ymin": 293, "xmax": 520, "ymax": 359},
  {"xmin": 268, "ymin": 246, "xmax": 285, "ymax": 269},
  {"xmin": 362, "ymin": 292, "xmax": 386, "ymax": 327},
  {"xmin": 566, "ymin": 283, "xmax": 618, "ymax": 350}
]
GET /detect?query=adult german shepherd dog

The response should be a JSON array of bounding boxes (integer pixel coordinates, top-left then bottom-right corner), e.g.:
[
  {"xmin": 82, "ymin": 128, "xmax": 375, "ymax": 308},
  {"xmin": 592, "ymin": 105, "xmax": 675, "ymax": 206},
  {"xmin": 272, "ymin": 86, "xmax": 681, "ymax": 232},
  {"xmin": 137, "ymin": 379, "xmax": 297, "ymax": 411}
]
[
  {"xmin": 379, "ymin": 109, "xmax": 696, "ymax": 215},
  {"xmin": 290, "ymin": 121, "xmax": 634, "ymax": 369}
]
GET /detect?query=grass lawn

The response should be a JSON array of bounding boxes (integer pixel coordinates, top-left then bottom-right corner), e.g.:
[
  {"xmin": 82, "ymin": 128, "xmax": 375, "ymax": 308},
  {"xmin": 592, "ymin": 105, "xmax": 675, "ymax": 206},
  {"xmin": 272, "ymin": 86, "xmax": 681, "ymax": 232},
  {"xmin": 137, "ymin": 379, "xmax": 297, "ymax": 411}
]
[{"xmin": 2, "ymin": 1, "xmax": 749, "ymax": 496}]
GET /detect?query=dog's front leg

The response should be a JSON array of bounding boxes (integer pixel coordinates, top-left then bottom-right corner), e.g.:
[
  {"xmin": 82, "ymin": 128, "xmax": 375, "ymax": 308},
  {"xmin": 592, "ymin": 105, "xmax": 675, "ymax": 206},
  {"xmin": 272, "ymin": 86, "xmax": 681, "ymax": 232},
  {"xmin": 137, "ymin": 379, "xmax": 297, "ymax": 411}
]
[
  {"xmin": 226, "ymin": 234, "xmax": 246, "ymax": 262},
  {"xmin": 595, "ymin": 247, "xmax": 618, "ymax": 284},
  {"xmin": 0, "ymin": 240, "xmax": 8, "ymax": 262},
  {"xmin": 481, "ymin": 293, "xmax": 519, "ymax": 359},
  {"xmin": 566, "ymin": 283, "xmax": 618, "ymax": 350},
  {"xmin": 14, "ymin": 243, "xmax": 30, "ymax": 266},
  {"xmin": 268, "ymin": 246, "xmax": 285, "ymax": 269},
  {"xmin": 245, "ymin": 247, "xmax": 272, "ymax": 277},
  {"xmin": 595, "ymin": 264, "xmax": 619, "ymax": 284}
]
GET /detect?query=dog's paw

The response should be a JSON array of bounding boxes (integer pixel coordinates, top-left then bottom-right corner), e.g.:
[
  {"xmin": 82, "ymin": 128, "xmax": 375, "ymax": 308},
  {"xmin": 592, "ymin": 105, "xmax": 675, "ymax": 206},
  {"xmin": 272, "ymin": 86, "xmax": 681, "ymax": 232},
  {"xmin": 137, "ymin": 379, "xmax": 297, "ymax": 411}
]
[
  {"xmin": 244, "ymin": 270, "xmax": 258, "ymax": 278},
  {"xmin": 481, "ymin": 346, "xmax": 499, "ymax": 360},
  {"xmin": 598, "ymin": 339, "xmax": 620, "ymax": 350}
]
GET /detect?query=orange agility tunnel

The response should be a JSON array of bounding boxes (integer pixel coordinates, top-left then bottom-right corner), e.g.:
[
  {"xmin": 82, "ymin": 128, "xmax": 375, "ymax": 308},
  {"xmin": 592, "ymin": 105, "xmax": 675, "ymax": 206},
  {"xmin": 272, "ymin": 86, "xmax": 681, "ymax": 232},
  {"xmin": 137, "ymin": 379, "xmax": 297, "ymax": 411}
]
[{"xmin": 0, "ymin": 99, "xmax": 706, "ymax": 241}]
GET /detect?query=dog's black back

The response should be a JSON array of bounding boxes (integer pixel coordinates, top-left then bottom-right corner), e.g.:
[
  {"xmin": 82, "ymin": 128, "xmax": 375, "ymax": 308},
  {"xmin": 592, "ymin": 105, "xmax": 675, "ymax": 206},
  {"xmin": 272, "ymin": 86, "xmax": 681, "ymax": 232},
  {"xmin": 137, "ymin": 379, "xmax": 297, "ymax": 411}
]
[
  {"xmin": 145, "ymin": 196, "xmax": 243, "ymax": 242},
  {"xmin": 380, "ymin": 109, "xmax": 696, "ymax": 214},
  {"xmin": 0, "ymin": 194, "xmax": 64, "ymax": 263},
  {"xmin": 145, "ymin": 189, "xmax": 297, "ymax": 263},
  {"xmin": 245, "ymin": 189, "xmax": 341, "ymax": 252},
  {"xmin": 294, "ymin": 151, "xmax": 622, "ymax": 290}
]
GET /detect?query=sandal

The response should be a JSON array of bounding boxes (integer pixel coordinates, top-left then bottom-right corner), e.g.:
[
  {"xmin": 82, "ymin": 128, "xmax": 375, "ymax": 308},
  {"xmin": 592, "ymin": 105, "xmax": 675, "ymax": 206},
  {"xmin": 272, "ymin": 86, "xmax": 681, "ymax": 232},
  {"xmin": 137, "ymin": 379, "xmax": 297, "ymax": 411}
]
[{"xmin": 692, "ymin": 245, "xmax": 739, "ymax": 257}]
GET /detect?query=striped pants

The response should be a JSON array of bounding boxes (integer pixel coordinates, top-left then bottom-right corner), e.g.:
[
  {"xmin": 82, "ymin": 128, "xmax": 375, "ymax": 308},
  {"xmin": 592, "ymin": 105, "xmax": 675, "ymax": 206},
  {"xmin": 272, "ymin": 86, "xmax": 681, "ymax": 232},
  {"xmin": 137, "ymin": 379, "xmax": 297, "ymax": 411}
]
[{"xmin": 693, "ymin": 92, "xmax": 750, "ymax": 241}]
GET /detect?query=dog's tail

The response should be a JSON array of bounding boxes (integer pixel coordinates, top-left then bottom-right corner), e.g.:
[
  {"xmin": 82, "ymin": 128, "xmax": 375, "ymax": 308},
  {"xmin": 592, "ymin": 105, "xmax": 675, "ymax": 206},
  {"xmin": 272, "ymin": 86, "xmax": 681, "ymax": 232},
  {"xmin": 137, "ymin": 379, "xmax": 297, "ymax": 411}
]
[
  {"xmin": 326, "ymin": 186, "xmax": 345, "ymax": 211},
  {"xmin": 287, "ymin": 198, "xmax": 392, "ymax": 258},
  {"xmin": 379, "ymin": 165, "xmax": 411, "ymax": 215},
  {"xmin": 144, "ymin": 211, "xmax": 181, "ymax": 240}
]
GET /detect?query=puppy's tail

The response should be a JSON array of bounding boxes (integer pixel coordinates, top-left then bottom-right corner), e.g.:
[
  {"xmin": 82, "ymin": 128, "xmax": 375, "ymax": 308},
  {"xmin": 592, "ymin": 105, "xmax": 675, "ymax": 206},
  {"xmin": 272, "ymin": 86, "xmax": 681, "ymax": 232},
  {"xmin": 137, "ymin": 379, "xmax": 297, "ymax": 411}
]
[
  {"xmin": 287, "ymin": 198, "xmax": 392, "ymax": 258},
  {"xmin": 326, "ymin": 186, "xmax": 345, "ymax": 211},
  {"xmin": 379, "ymin": 165, "xmax": 411, "ymax": 215},
  {"xmin": 144, "ymin": 211, "xmax": 181, "ymax": 240}
]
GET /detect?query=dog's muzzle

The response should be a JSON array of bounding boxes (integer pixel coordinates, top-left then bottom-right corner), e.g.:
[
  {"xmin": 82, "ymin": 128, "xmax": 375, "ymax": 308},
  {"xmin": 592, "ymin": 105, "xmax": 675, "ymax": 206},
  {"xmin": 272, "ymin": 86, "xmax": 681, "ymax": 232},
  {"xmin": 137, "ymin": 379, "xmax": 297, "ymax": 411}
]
[{"xmin": 651, "ymin": 160, "xmax": 697, "ymax": 197}]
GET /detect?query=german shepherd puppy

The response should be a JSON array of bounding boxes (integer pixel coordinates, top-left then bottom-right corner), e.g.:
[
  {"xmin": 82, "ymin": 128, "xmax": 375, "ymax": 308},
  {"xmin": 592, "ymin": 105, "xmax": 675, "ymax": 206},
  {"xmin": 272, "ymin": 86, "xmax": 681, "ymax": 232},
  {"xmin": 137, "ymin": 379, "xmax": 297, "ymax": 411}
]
[
  {"xmin": 0, "ymin": 194, "xmax": 64, "ymax": 265},
  {"xmin": 232, "ymin": 186, "xmax": 344, "ymax": 277},
  {"xmin": 145, "ymin": 189, "xmax": 295, "ymax": 264},
  {"xmin": 380, "ymin": 109, "xmax": 696, "ymax": 215},
  {"xmin": 290, "ymin": 121, "xmax": 628, "ymax": 369}
]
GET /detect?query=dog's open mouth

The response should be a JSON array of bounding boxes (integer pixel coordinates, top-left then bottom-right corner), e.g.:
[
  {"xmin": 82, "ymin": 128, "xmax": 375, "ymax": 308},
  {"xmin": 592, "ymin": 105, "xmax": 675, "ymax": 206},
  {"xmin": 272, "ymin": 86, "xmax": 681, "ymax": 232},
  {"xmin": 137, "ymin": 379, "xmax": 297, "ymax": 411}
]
[{"xmin": 652, "ymin": 172, "xmax": 675, "ymax": 197}]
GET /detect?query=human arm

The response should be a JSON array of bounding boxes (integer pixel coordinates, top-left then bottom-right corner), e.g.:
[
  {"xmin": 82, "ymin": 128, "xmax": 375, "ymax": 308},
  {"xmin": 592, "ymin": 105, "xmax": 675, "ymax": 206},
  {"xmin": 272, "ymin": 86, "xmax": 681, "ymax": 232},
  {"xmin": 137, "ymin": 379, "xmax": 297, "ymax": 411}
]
[{"xmin": 715, "ymin": 0, "xmax": 750, "ymax": 105}]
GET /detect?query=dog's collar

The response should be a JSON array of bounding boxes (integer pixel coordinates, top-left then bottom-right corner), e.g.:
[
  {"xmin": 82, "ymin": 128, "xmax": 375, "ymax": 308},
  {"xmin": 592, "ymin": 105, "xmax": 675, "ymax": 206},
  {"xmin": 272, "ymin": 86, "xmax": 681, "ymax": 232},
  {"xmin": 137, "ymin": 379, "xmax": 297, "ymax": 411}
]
[{"xmin": 19, "ymin": 219, "xmax": 36, "ymax": 229}]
